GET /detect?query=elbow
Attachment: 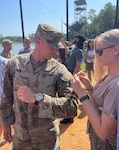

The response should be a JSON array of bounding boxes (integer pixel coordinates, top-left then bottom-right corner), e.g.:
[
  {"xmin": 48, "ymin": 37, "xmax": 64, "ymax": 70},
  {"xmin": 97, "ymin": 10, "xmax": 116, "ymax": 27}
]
[
  {"xmin": 98, "ymin": 135, "xmax": 107, "ymax": 142},
  {"xmin": 96, "ymin": 132, "xmax": 109, "ymax": 142}
]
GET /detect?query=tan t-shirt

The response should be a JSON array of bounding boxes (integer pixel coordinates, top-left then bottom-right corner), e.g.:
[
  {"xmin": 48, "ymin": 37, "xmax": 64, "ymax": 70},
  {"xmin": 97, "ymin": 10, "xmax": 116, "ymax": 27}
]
[{"xmin": 92, "ymin": 75, "xmax": 119, "ymax": 146}]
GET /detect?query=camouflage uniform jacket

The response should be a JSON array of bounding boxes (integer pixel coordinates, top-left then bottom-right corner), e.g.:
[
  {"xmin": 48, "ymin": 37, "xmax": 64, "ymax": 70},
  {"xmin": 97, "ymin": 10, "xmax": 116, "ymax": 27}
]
[
  {"xmin": 0, "ymin": 53, "xmax": 78, "ymax": 143},
  {"xmin": 0, "ymin": 50, "xmax": 15, "ymax": 58}
]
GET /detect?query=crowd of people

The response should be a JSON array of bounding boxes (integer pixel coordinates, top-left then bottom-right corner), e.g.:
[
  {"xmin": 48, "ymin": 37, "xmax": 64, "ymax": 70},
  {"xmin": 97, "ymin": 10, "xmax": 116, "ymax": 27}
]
[{"xmin": 0, "ymin": 23, "xmax": 119, "ymax": 150}]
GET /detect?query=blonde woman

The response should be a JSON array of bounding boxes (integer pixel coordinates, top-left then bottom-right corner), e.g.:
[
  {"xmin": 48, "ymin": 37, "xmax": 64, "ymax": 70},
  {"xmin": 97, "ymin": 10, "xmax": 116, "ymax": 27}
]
[{"xmin": 72, "ymin": 29, "xmax": 119, "ymax": 150}]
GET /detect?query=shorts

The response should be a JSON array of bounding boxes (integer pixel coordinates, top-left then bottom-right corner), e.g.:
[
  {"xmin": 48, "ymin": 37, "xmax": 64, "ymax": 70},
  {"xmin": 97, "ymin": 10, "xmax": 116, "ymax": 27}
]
[{"xmin": 86, "ymin": 62, "xmax": 94, "ymax": 71}]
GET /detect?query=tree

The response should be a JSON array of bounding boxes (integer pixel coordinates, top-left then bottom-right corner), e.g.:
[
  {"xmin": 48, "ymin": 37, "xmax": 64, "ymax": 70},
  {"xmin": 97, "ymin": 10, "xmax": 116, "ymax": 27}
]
[
  {"xmin": 87, "ymin": 9, "xmax": 96, "ymax": 34},
  {"xmin": 88, "ymin": 9, "xmax": 96, "ymax": 23},
  {"xmin": 96, "ymin": 3, "xmax": 115, "ymax": 33},
  {"xmin": 85, "ymin": 3, "xmax": 115, "ymax": 39}
]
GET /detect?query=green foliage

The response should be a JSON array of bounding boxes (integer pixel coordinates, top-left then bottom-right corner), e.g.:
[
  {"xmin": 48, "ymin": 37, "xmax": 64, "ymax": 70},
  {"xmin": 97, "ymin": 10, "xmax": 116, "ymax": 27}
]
[
  {"xmin": 0, "ymin": 35, "xmax": 35, "ymax": 44},
  {"xmin": 97, "ymin": 3, "xmax": 115, "ymax": 33},
  {"xmin": 69, "ymin": 2, "xmax": 116, "ymax": 40}
]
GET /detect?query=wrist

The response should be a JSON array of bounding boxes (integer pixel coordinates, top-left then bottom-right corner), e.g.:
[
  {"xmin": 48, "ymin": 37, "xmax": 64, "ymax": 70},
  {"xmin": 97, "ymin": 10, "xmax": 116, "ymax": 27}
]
[{"xmin": 85, "ymin": 86, "xmax": 93, "ymax": 91}]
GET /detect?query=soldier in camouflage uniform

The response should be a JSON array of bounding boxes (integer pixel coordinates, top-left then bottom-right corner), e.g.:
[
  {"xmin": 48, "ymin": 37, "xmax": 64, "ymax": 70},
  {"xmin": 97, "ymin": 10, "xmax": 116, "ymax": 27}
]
[
  {"xmin": 0, "ymin": 39, "xmax": 15, "ymax": 58},
  {"xmin": 0, "ymin": 24, "xmax": 78, "ymax": 150}
]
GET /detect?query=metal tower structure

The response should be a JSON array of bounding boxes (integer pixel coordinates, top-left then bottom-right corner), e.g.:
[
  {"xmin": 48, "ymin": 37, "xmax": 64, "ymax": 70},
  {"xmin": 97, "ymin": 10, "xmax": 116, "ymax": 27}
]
[
  {"xmin": 74, "ymin": 0, "xmax": 87, "ymax": 22},
  {"xmin": 72, "ymin": 0, "xmax": 87, "ymax": 35}
]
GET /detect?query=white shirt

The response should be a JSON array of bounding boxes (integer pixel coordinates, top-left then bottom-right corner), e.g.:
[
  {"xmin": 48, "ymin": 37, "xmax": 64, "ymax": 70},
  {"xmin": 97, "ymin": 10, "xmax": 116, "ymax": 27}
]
[{"xmin": 86, "ymin": 49, "xmax": 94, "ymax": 63}]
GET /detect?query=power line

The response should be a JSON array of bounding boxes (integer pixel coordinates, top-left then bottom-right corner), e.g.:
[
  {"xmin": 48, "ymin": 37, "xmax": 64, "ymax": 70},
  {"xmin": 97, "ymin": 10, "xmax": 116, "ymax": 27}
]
[
  {"xmin": 36, "ymin": 0, "xmax": 62, "ymax": 22},
  {"xmin": 28, "ymin": 0, "xmax": 66, "ymax": 31}
]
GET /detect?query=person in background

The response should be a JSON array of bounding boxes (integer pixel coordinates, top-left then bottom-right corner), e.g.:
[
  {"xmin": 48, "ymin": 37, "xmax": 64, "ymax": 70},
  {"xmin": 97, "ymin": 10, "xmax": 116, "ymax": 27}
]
[
  {"xmin": 81, "ymin": 41, "xmax": 88, "ymax": 72},
  {"xmin": 60, "ymin": 38, "xmax": 69, "ymax": 58},
  {"xmin": 58, "ymin": 42, "xmax": 68, "ymax": 66},
  {"xmin": 60, "ymin": 34, "xmax": 86, "ymax": 124},
  {"xmin": 83, "ymin": 41, "xmax": 88, "ymax": 57},
  {"xmin": 82, "ymin": 40, "xmax": 88, "ymax": 61},
  {"xmin": 67, "ymin": 35, "xmax": 86, "ymax": 74},
  {"xmin": 0, "ymin": 24, "xmax": 78, "ymax": 150},
  {"xmin": 65, "ymin": 41, "xmax": 69, "ymax": 50},
  {"xmin": 53, "ymin": 41, "xmax": 66, "ymax": 64},
  {"xmin": 72, "ymin": 29, "xmax": 119, "ymax": 150},
  {"xmin": 19, "ymin": 36, "xmax": 33, "ymax": 54},
  {"xmin": 85, "ymin": 39, "xmax": 95, "ymax": 81},
  {"xmin": 58, "ymin": 38, "xmax": 69, "ymax": 66},
  {"xmin": 69, "ymin": 42, "xmax": 76, "ymax": 50},
  {"xmin": 53, "ymin": 38, "xmax": 69, "ymax": 66},
  {"xmin": 0, "ymin": 39, "xmax": 15, "ymax": 58},
  {"xmin": 0, "ymin": 56, "xmax": 7, "ymax": 146}
]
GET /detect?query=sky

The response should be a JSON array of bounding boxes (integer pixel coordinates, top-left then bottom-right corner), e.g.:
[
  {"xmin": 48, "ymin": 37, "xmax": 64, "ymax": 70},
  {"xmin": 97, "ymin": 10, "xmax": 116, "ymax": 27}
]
[{"xmin": 0, "ymin": 0, "xmax": 116, "ymax": 37}]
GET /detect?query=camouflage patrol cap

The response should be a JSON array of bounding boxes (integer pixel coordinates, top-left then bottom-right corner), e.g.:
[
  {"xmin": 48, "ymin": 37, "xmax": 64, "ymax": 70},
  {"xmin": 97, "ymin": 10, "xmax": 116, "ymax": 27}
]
[
  {"xmin": 35, "ymin": 24, "xmax": 63, "ymax": 49},
  {"xmin": 2, "ymin": 39, "xmax": 13, "ymax": 45}
]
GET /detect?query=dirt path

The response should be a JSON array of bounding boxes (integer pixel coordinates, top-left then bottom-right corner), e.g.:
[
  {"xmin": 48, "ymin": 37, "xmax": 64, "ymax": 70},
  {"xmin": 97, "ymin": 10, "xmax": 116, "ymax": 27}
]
[
  {"xmin": 1, "ymin": 102, "xmax": 90, "ymax": 150},
  {"xmin": 60, "ymin": 103, "xmax": 90, "ymax": 150}
]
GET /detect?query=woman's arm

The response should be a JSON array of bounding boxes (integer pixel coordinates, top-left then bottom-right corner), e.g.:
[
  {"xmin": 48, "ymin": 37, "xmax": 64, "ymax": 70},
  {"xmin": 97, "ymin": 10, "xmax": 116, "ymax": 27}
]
[{"xmin": 72, "ymin": 74, "xmax": 117, "ymax": 141}]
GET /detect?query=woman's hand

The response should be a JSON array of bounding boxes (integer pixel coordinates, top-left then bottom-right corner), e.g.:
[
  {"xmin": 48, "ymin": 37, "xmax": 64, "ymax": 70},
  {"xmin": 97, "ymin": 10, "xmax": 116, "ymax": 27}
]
[
  {"xmin": 77, "ymin": 71, "xmax": 93, "ymax": 89},
  {"xmin": 72, "ymin": 74, "xmax": 87, "ymax": 98}
]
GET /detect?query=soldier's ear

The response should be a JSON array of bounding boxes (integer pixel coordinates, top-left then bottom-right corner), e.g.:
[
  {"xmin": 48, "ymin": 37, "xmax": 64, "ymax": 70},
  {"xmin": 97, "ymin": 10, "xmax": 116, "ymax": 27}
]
[
  {"xmin": 35, "ymin": 38, "xmax": 41, "ymax": 44},
  {"xmin": 113, "ymin": 45, "xmax": 119, "ymax": 55}
]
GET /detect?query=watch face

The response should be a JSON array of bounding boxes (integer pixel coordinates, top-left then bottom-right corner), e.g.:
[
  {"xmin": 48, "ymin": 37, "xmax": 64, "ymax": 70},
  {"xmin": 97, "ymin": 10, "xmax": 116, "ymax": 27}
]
[{"xmin": 36, "ymin": 93, "xmax": 44, "ymax": 101}]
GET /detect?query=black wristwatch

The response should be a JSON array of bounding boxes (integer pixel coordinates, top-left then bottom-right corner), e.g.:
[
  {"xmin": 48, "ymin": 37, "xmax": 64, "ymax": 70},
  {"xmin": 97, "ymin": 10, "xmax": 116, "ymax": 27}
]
[
  {"xmin": 34, "ymin": 93, "xmax": 44, "ymax": 105},
  {"xmin": 80, "ymin": 95, "xmax": 90, "ymax": 103}
]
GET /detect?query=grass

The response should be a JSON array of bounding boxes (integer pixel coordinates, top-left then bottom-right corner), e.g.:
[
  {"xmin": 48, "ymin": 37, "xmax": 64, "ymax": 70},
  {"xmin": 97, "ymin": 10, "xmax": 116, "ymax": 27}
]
[{"xmin": 81, "ymin": 63, "xmax": 86, "ymax": 72}]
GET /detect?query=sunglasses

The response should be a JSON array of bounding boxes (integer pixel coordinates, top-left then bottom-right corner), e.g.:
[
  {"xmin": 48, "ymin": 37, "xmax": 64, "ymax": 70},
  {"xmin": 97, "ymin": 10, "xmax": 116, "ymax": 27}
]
[{"xmin": 95, "ymin": 46, "xmax": 114, "ymax": 56}]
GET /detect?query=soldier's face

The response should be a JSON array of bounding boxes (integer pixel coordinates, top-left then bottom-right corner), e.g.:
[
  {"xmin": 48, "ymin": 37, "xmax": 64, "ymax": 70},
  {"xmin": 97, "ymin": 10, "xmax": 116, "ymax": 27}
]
[
  {"xmin": 46, "ymin": 42, "xmax": 58, "ymax": 59},
  {"xmin": 40, "ymin": 38, "xmax": 58, "ymax": 60}
]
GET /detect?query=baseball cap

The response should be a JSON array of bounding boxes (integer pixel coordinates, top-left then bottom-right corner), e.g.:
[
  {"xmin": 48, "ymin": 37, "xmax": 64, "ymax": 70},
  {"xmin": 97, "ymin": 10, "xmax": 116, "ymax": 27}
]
[
  {"xmin": 35, "ymin": 24, "xmax": 63, "ymax": 49},
  {"xmin": 2, "ymin": 39, "xmax": 14, "ymax": 45}
]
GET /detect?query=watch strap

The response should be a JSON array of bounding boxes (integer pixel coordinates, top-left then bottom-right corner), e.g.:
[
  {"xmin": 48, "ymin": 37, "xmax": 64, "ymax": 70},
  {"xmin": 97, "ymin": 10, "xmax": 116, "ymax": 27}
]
[
  {"xmin": 34, "ymin": 100, "xmax": 39, "ymax": 105},
  {"xmin": 80, "ymin": 95, "xmax": 90, "ymax": 103}
]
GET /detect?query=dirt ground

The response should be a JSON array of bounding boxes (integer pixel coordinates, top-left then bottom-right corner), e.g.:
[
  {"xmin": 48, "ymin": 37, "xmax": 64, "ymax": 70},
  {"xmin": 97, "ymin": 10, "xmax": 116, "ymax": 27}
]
[{"xmin": 1, "ymin": 102, "xmax": 90, "ymax": 150}]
